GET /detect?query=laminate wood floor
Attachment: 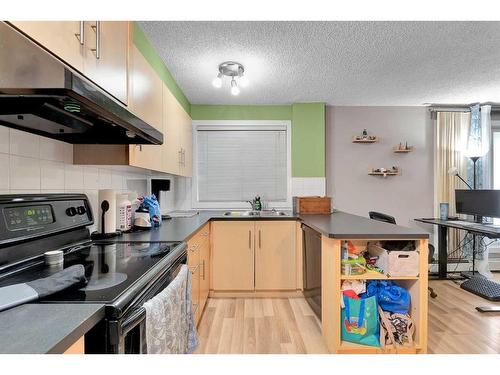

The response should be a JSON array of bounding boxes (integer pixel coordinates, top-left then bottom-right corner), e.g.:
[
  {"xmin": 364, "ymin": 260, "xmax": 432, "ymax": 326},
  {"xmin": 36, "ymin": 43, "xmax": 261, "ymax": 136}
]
[
  {"xmin": 427, "ymin": 279, "xmax": 500, "ymax": 354},
  {"xmin": 195, "ymin": 297, "xmax": 329, "ymax": 354},
  {"xmin": 196, "ymin": 280, "xmax": 500, "ymax": 354}
]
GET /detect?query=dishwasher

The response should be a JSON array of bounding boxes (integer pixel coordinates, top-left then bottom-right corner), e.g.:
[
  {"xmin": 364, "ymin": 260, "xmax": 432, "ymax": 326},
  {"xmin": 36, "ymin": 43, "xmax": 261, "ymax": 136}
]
[{"xmin": 302, "ymin": 224, "xmax": 322, "ymax": 319}]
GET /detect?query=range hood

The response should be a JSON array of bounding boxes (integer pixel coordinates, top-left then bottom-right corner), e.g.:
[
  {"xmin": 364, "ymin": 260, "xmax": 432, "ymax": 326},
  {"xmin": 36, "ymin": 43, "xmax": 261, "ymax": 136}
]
[{"xmin": 0, "ymin": 22, "xmax": 163, "ymax": 145}]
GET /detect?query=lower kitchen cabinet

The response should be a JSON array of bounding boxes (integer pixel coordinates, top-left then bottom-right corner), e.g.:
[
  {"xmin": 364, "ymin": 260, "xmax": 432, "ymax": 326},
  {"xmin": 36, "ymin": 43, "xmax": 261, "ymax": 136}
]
[
  {"xmin": 211, "ymin": 220, "xmax": 297, "ymax": 292},
  {"xmin": 255, "ymin": 221, "xmax": 296, "ymax": 290},
  {"xmin": 211, "ymin": 221, "xmax": 255, "ymax": 291},
  {"xmin": 187, "ymin": 224, "xmax": 210, "ymax": 325}
]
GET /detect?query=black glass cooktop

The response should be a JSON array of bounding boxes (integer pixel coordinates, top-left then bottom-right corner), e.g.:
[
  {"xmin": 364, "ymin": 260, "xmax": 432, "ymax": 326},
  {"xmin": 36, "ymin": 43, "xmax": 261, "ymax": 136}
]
[{"xmin": 0, "ymin": 241, "xmax": 181, "ymax": 303}]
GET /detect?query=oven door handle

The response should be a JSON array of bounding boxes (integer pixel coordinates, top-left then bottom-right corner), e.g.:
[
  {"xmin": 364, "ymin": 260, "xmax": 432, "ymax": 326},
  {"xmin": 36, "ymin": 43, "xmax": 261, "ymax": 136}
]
[{"xmin": 121, "ymin": 307, "xmax": 146, "ymax": 336}]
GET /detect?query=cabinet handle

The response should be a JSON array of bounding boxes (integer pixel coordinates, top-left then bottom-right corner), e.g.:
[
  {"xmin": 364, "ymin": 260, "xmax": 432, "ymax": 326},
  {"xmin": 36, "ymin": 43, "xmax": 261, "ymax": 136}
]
[
  {"xmin": 90, "ymin": 21, "xmax": 101, "ymax": 59},
  {"xmin": 259, "ymin": 230, "xmax": 262, "ymax": 249},
  {"xmin": 202, "ymin": 259, "xmax": 206, "ymax": 280},
  {"xmin": 248, "ymin": 230, "xmax": 252, "ymax": 249},
  {"xmin": 75, "ymin": 21, "xmax": 85, "ymax": 45}
]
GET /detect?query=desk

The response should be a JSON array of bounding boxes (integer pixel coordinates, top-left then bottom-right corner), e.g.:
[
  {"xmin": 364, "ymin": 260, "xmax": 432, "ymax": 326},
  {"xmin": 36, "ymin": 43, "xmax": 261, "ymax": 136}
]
[{"xmin": 414, "ymin": 218, "xmax": 500, "ymax": 279}]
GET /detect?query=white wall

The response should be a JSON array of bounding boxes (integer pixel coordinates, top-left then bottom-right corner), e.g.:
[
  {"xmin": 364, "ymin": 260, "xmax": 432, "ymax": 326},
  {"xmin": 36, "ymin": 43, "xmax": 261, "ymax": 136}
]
[
  {"xmin": 326, "ymin": 106, "xmax": 434, "ymax": 231},
  {"xmin": 0, "ymin": 125, "xmax": 188, "ymax": 232}
]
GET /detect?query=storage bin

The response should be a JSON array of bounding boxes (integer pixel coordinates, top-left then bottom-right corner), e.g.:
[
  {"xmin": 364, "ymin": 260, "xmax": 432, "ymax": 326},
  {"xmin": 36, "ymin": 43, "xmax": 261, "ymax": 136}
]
[{"xmin": 368, "ymin": 243, "xmax": 419, "ymax": 277}]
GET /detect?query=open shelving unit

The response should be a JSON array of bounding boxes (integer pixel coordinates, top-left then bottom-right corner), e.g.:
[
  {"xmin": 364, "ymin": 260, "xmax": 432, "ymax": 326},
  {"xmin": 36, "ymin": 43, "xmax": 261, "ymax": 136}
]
[{"xmin": 321, "ymin": 237, "xmax": 428, "ymax": 354}]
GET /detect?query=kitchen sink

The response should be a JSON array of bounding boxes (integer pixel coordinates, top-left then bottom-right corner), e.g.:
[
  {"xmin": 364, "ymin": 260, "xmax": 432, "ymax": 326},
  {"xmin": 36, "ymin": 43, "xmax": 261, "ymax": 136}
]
[
  {"xmin": 223, "ymin": 210, "xmax": 289, "ymax": 217},
  {"xmin": 223, "ymin": 211, "xmax": 260, "ymax": 216}
]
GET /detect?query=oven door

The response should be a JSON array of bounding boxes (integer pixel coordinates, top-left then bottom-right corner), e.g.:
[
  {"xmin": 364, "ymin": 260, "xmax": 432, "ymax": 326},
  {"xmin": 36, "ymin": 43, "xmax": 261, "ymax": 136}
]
[
  {"xmin": 119, "ymin": 256, "xmax": 186, "ymax": 354},
  {"xmin": 84, "ymin": 250, "xmax": 187, "ymax": 354}
]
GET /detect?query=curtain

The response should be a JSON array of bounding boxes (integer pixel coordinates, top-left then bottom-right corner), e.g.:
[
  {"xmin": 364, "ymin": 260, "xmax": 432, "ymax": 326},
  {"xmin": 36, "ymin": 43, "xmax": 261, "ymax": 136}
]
[{"xmin": 435, "ymin": 111, "xmax": 470, "ymax": 260}]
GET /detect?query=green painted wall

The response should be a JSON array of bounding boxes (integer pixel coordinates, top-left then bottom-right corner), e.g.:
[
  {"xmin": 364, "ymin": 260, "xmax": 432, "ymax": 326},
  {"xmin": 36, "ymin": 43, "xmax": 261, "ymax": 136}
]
[
  {"xmin": 292, "ymin": 103, "xmax": 325, "ymax": 177},
  {"xmin": 190, "ymin": 105, "xmax": 292, "ymax": 120},
  {"xmin": 132, "ymin": 23, "xmax": 191, "ymax": 114},
  {"xmin": 191, "ymin": 103, "xmax": 325, "ymax": 177}
]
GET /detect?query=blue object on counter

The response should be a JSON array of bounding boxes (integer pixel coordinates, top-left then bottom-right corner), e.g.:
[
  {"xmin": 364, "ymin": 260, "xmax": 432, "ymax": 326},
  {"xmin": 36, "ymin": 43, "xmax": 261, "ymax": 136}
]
[{"xmin": 139, "ymin": 195, "xmax": 162, "ymax": 227}]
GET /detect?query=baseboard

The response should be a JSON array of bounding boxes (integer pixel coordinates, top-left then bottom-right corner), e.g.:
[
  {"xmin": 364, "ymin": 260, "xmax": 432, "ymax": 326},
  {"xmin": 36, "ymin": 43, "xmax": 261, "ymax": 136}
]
[{"xmin": 209, "ymin": 290, "xmax": 304, "ymax": 298}]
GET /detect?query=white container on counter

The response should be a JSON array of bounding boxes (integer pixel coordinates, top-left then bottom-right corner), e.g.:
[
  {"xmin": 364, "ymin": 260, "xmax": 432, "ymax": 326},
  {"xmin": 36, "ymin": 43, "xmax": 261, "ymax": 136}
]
[{"xmin": 116, "ymin": 194, "xmax": 132, "ymax": 231}]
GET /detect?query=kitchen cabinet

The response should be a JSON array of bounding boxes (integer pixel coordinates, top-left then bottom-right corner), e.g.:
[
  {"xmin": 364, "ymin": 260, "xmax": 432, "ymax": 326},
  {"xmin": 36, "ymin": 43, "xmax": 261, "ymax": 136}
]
[
  {"xmin": 162, "ymin": 87, "xmax": 192, "ymax": 177},
  {"xmin": 255, "ymin": 221, "xmax": 296, "ymax": 290},
  {"xmin": 211, "ymin": 220, "xmax": 297, "ymax": 292},
  {"xmin": 82, "ymin": 21, "xmax": 129, "ymax": 104},
  {"xmin": 187, "ymin": 223, "xmax": 210, "ymax": 325},
  {"xmin": 9, "ymin": 21, "xmax": 85, "ymax": 72},
  {"xmin": 211, "ymin": 221, "xmax": 255, "ymax": 291},
  {"xmin": 9, "ymin": 21, "xmax": 129, "ymax": 104},
  {"xmin": 63, "ymin": 336, "xmax": 85, "ymax": 354}
]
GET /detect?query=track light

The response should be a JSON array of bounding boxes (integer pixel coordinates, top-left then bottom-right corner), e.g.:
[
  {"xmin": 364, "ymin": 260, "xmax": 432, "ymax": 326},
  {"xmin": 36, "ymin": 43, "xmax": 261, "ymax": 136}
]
[{"xmin": 212, "ymin": 61, "xmax": 247, "ymax": 95}]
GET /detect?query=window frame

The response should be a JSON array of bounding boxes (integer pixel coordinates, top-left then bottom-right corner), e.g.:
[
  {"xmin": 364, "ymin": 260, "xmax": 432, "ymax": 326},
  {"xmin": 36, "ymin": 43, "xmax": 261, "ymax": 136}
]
[{"xmin": 191, "ymin": 120, "xmax": 292, "ymax": 210}]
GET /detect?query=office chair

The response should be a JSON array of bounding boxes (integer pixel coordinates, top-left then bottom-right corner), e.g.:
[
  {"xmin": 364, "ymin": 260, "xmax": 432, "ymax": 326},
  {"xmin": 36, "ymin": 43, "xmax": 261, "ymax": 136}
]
[{"xmin": 368, "ymin": 211, "xmax": 437, "ymax": 299}]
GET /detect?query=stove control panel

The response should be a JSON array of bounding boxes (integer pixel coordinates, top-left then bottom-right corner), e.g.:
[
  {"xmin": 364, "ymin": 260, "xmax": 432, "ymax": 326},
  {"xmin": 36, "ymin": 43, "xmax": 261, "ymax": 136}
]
[{"xmin": 0, "ymin": 194, "xmax": 94, "ymax": 246}]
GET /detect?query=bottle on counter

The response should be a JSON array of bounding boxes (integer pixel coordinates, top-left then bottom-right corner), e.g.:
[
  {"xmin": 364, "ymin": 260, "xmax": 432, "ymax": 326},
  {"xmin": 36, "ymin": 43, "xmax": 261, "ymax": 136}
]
[{"xmin": 116, "ymin": 194, "xmax": 132, "ymax": 231}]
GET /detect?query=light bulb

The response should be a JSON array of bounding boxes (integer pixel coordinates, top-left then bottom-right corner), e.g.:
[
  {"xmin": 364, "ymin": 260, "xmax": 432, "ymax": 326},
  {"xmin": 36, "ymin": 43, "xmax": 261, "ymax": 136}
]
[
  {"xmin": 212, "ymin": 73, "xmax": 222, "ymax": 88},
  {"xmin": 238, "ymin": 75, "xmax": 249, "ymax": 87},
  {"xmin": 230, "ymin": 78, "xmax": 240, "ymax": 95}
]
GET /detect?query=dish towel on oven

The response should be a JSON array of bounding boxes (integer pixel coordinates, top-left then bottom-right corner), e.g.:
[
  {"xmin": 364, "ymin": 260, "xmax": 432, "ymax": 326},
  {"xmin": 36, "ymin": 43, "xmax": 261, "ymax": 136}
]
[{"xmin": 143, "ymin": 264, "xmax": 199, "ymax": 354}]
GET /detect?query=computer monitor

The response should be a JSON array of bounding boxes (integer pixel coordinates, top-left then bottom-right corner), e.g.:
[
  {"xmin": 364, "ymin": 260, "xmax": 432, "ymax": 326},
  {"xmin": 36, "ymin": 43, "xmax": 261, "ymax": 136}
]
[{"xmin": 455, "ymin": 189, "xmax": 500, "ymax": 219}]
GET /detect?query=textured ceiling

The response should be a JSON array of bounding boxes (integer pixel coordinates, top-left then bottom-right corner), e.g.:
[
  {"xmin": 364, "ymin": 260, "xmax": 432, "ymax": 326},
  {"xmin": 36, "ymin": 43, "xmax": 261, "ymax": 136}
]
[{"xmin": 139, "ymin": 21, "xmax": 500, "ymax": 106}]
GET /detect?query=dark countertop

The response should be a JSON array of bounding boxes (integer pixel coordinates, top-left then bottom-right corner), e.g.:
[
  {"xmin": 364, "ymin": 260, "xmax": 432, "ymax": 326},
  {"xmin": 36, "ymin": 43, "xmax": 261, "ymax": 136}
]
[
  {"xmin": 0, "ymin": 303, "xmax": 104, "ymax": 354},
  {"xmin": 302, "ymin": 211, "xmax": 429, "ymax": 239},
  {"xmin": 117, "ymin": 210, "xmax": 428, "ymax": 242}
]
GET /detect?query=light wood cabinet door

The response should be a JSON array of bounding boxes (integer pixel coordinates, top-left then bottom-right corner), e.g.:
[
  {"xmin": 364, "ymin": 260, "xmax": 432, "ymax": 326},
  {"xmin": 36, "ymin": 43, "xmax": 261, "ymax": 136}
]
[
  {"xmin": 211, "ymin": 221, "xmax": 255, "ymax": 291},
  {"xmin": 83, "ymin": 21, "xmax": 129, "ymax": 104},
  {"xmin": 9, "ymin": 21, "xmax": 85, "ymax": 72},
  {"xmin": 199, "ymin": 237, "xmax": 210, "ymax": 311},
  {"xmin": 128, "ymin": 44, "xmax": 163, "ymax": 131},
  {"xmin": 128, "ymin": 43, "xmax": 163, "ymax": 171},
  {"xmin": 255, "ymin": 221, "xmax": 296, "ymax": 290},
  {"xmin": 162, "ymin": 87, "xmax": 181, "ymax": 175},
  {"xmin": 179, "ymin": 107, "xmax": 193, "ymax": 177},
  {"xmin": 188, "ymin": 243, "xmax": 201, "ymax": 324}
]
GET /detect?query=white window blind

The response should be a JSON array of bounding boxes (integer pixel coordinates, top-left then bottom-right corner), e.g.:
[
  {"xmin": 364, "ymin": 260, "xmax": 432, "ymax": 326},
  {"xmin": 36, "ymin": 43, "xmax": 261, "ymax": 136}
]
[{"xmin": 196, "ymin": 127, "xmax": 287, "ymax": 202}]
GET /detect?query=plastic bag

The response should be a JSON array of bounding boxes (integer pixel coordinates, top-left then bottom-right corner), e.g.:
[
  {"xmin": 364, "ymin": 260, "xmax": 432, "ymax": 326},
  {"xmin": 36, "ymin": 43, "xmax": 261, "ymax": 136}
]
[
  {"xmin": 138, "ymin": 195, "xmax": 162, "ymax": 227},
  {"xmin": 341, "ymin": 295, "xmax": 380, "ymax": 347},
  {"xmin": 361, "ymin": 280, "xmax": 410, "ymax": 314}
]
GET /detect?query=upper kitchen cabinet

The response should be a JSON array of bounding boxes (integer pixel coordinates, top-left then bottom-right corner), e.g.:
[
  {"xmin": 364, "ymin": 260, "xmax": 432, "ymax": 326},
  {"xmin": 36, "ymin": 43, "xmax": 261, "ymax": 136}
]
[
  {"xmin": 9, "ymin": 21, "xmax": 85, "ymax": 72},
  {"xmin": 9, "ymin": 21, "xmax": 129, "ymax": 104},
  {"xmin": 162, "ymin": 87, "xmax": 193, "ymax": 177},
  {"xmin": 82, "ymin": 21, "xmax": 129, "ymax": 104},
  {"xmin": 128, "ymin": 44, "xmax": 163, "ymax": 131}
]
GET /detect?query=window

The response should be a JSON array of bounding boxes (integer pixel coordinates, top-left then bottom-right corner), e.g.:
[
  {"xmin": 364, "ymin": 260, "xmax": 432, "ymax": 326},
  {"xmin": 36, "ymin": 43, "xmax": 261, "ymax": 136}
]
[{"xmin": 192, "ymin": 120, "xmax": 291, "ymax": 209}]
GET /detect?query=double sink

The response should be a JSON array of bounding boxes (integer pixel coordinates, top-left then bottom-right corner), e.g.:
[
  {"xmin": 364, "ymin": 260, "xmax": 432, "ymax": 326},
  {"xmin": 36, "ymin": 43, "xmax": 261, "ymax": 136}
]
[{"xmin": 223, "ymin": 210, "xmax": 289, "ymax": 217}]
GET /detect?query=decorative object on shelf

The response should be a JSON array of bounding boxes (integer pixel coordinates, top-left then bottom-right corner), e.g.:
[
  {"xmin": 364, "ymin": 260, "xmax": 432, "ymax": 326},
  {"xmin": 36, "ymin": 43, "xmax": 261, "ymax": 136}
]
[
  {"xmin": 369, "ymin": 166, "xmax": 400, "ymax": 177},
  {"xmin": 211, "ymin": 61, "xmax": 249, "ymax": 95},
  {"xmin": 394, "ymin": 142, "xmax": 414, "ymax": 153},
  {"xmin": 352, "ymin": 129, "xmax": 378, "ymax": 143}
]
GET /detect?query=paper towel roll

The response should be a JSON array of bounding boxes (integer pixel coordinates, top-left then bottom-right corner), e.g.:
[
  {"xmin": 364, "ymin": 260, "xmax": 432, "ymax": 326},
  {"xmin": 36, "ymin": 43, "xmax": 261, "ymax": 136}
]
[{"xmin": 98, "ymin": 189, "xmax": 116, "ymax": 233}]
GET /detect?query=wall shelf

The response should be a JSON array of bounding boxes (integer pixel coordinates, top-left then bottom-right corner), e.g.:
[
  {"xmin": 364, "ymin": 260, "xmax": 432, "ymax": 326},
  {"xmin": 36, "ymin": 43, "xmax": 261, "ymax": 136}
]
[
  {"xmin": 352, "ymin": 136, "xmax": 379, "ymax": 143},
  {"xmin": 393, "ymin": 146, "xmax": 414, "ymax": 153},
  {"xmin": 368, "ymin": 168, "xmax": 400, "ymax": 176}
]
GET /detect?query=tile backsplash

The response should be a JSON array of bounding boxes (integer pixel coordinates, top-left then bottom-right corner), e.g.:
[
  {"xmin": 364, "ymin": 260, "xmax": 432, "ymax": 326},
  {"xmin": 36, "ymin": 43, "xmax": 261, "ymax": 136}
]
[{"xmin": 0, "ymin": 126, "xmax": 188, "ymax": 232}]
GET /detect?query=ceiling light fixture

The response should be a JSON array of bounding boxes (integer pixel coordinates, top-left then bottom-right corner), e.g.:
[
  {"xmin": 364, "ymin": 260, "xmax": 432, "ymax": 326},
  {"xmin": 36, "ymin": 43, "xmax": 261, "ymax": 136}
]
[{"xmin": 212, "ymin": 61, "xmax": 248, "ymax": 95}]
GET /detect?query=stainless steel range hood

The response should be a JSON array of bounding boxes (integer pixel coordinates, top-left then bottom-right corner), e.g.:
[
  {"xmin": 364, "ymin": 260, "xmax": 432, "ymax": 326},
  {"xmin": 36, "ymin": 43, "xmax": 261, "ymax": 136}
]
[{"xmin": 0, "ymin": 22, "xmax": 163, "ymax": 145}]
